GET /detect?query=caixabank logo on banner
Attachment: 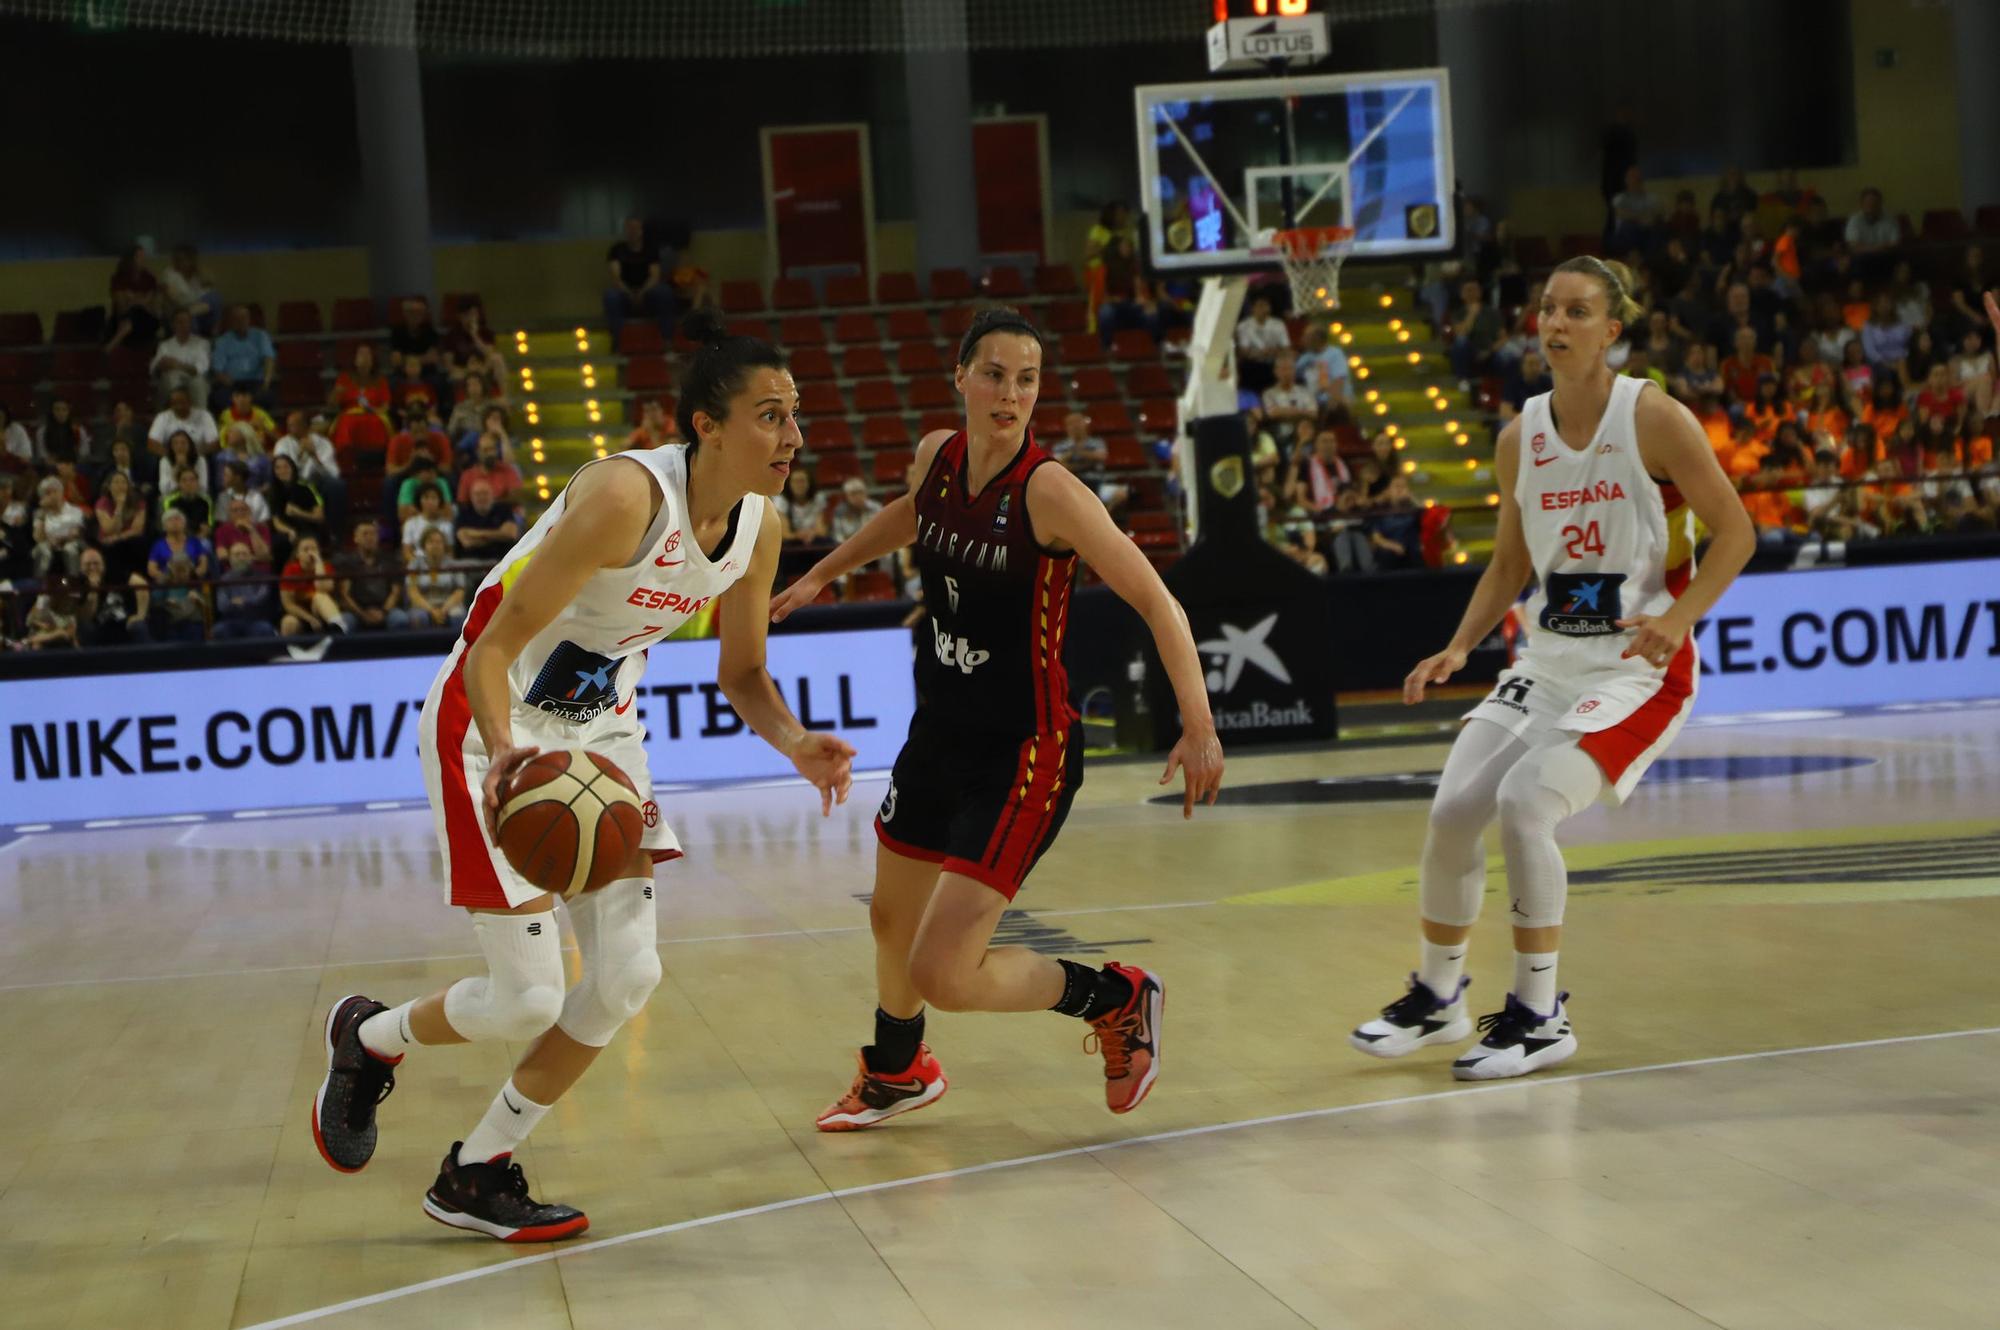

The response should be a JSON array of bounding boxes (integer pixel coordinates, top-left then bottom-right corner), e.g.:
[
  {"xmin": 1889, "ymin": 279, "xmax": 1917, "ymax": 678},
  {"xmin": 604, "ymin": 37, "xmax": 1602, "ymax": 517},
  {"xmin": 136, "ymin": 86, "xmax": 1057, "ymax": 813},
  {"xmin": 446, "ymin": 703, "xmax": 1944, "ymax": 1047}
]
[{"xmin": 1184, "ymin": 603, "xmax": 1336, "ymax": 742}]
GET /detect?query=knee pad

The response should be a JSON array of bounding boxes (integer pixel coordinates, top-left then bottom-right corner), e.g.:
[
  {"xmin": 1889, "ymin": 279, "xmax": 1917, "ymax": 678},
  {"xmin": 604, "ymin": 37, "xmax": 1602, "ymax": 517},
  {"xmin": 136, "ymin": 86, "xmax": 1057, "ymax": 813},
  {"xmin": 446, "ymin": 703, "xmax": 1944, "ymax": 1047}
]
[
  {"xmin": 557, "ymin": 877, "xmax": 662, "ymax": 1048},
  {"xmin": 1493, "ymin": 742, "xmax": 1605, "ymax": 929},
  {"xmin": 444, "ymin": 912, "xmax": 567, "ymax": 1042}
]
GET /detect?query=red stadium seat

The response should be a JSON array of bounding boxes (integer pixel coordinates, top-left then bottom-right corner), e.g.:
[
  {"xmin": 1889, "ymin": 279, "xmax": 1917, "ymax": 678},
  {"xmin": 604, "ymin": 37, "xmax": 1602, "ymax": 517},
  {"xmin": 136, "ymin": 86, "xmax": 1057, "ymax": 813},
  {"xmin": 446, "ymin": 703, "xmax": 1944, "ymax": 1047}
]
[
  {"xmin": 1059, "ymin": 333, "xmax": 1104, "ymax": 366},
  {"xmin": 861, "ymin": 415, "xmax": 910, "ymax": 448},
  {"xmin": 825, "ymin": 275, "xmax": 870, "ymax": 307},
  {"xmin": 1921, "ymin": 209, "xmax": 1969, "ymax": 242},
  {"xmin": 805, "ymin": 417, "xmax": 855, "ymax": 450},
  {"xmin": 1128, "ymin": 511, "xmax": 1177, "ymax": 534},
  {"xmin": 0, "ymin": 351, "xmax": 38, "ymax": 381},
  {"xmin": 1085, "ymin": 401, "xmax": 1134, "ymax": 432},
  {"xmin": 0, "ymin": 312, "xmax": 44, "ymax": 346},
  {"xmin": 840, "ymin": 345, "xmax": 889, "ymax": 378},
  {"xmin": 1109, "ymin": 329, "xmax": 1157, "ymax": 362},
  {"xmin": 814, "ymin": 450, "xmax": 862, "ymax": 484},
  {"xmin": 1558, "ymin": 233, "xmax": 1597, "ymax": 260},
  {"xmin": 799, "ymin": 381, "xmax": 846, "ymax": 416},
  {"xmin": 930, "ymin": 268, "xmax": 975, "ymax": 301},
  {"xmin": 1034, "ymin": 264, "xmax": 1079, "ymax": 296},
  {"xmin": 771, "ymin": 277, "xmax": 816, "ymax": 310},
  {"xmin": 1031, "ymin": 404, "xmax": 1070, "ymax": 436},
  {"xmin": 275, "ymin": 301, "xmax": 322, "ymax": 335},
  {"xmin": 940, "ymin": 306, "xmax": 978, "ymax": 339},
  {"xmin": 618, "ymin": 324, "xmax": 664, "ymax": 355},
  {"xmin": 1126, "ymin": 363, "xmax": 1176, "ymax": 397},
  {"xmin": 871, "ymin": 448, "xmax": 914, "ymax": 486},
  {"xmin": 983, "ymin": 267, "xmax": 1027, "ymax": 299},
  {"xmin": 721, "ymin": 279, "xmax": 764, "ymax": 313},
  {"xmin": 331, "ymin": 297, "xmax": 378, "ymax": 332},
  {"xmin": 1137, "ymin": 399, "xmax": 1179, "ymax": 433},
  {"xmin": 789, "ymin": 347, "xmax": 837, "ymax": 380},
  {"xmin": 877, "ymin": 271, "xmax": 921, "ymax": 304},
  {"xmin": 46, "ymin": 347, "xmax": 99, "ymax": 383},
  {"xmin": 1104, "ymin": 435, "xmax": 1147, "ymax": 470},
  {"xmin": 1044, "ymin": 301, "xmax": 1088, "ymax": 335},
  {"xmin": 277, "ymin": 341, "xmax": 325, "ymax": 371},
  {"xmin": 1072, "ymin": 368, "xmax": 1120, "ymax": 400},
  {"xmin": 726, "ymin": 318, "xmax": 773, "ymax": 341},
  {"xmin": 0, "ymin": 383, "xmax": 30, "ymax": 416},
  {"xmin": 918, "ymin": 410, "xmax": 958, "ymax": 435},
  {"xmin": 623, "ymin": 356, "xmax": 674, "ymax": 391},
  {"xmin": 779, "ymin": 315, "xmax": 826, "ymax": 347},
  {"xmin": 896, "ymin": 341, "xmax": 945, "ymax": 375},
  {"xmin": 833, "ymin": 312, "xmax": 880, "ymax": 344},
  {"xmin": 51, "ymin": 308, "xmax": 104, "ymax": 345},
  {"xmin": 908, "ymin": 378, "xmax": 956, "ymax": 411},
  {"xmin": 852, "ymin": 379, "xmax": 902, "ymax": 414},
  {"xmin": 886, "ymin": 308, "xmax": 933, "ymax": 340},
  {"xmin": 850, "ymin": 569, "xmax": 896, "ymax": 600}
]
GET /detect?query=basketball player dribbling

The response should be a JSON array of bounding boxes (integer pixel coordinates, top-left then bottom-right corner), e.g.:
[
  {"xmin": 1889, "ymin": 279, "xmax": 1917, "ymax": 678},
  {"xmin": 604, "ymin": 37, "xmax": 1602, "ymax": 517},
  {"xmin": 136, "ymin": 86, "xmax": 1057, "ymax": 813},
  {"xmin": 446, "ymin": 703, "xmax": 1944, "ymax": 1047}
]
[
  {"xmin": 310, "ymin": 311, "xmax": 856, "ymax": 1240},
  {"xmin": 1351, "ymin": 257, "xmax": 1754, "ymax": 1080},
  {"xmin": 769, "ymin": 308, "xmax": 1226, "ymax": 1129}
]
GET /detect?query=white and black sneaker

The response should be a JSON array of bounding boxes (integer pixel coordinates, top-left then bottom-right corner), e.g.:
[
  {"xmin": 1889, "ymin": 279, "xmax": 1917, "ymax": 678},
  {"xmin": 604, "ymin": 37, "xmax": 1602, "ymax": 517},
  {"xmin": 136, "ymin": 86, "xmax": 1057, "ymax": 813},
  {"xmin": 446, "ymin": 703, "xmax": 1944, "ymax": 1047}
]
[
  {"xmin": 1349, "ymin": 974, "xmax": 1473, "ymax": 1058},
  {"xmin": 1451, "ymin": 992, "xmax": 1577, "ymax": 1081}
]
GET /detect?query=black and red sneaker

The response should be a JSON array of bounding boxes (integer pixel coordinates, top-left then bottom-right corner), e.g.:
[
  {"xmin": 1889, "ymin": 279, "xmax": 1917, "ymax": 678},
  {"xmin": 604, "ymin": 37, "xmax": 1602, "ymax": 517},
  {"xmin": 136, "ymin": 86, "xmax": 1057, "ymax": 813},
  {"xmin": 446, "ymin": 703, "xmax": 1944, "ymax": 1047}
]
[
  {"xmin": 311, "ymin": 994, "xmax": 399, "ymax": 1173},
  {"xmin": 422, "ymin": 1143, "xmax": 590, "ymax": 1243}
]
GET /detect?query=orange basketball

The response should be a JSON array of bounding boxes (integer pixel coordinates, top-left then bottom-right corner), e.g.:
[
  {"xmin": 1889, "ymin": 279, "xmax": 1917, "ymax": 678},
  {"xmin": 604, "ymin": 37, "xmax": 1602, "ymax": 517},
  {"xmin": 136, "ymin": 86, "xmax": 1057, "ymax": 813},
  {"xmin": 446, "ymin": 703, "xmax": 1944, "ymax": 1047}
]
[{"xmin": 494, "ymin": 749, "xmax": 647, "ymax": 898}]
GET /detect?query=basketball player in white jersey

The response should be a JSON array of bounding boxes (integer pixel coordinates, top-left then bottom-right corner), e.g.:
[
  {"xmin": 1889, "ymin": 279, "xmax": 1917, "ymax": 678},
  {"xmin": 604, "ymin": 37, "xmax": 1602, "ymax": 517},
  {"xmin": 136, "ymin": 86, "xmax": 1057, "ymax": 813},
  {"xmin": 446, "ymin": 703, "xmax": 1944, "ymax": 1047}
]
[
  {"xmin": 309, "ymin": 311, "xmax": 856, "ymax": 1240},
  {"xmin": 1350, "ymin": 257, "xmax": 1754, "ymax": 1080}
]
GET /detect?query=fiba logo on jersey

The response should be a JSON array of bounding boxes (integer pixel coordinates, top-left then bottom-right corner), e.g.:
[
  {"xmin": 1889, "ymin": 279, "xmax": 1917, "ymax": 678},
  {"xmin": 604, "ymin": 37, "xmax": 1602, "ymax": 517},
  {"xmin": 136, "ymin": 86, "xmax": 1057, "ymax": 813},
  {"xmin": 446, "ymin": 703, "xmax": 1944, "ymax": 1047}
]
[
  {"xmin": 641, "ymin": 800, "xmax": 660, "ymax": 828},
  {"xmin": 654, "ymin": 529, "xmax": 683, "ymax": 567},
  {"xmin": 992, "ymin": 493, "xmax": 1011, "ymax": 535},
  {"xmin": 1531, "ymin": 432, "xmax": 1547, "ymax": 455}
]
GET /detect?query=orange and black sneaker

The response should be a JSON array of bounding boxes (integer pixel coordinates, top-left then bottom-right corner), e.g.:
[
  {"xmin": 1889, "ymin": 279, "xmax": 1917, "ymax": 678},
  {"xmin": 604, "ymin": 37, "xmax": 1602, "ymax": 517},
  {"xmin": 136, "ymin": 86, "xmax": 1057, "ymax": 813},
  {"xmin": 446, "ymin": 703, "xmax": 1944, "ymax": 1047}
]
[
  {"xmin": 814, "ymin": 1043, "xmax": 949, "ymax": 1132},
  {"xmin": 1085, "ymin": 962, "xmax": 1163, "ymax": 1114}
]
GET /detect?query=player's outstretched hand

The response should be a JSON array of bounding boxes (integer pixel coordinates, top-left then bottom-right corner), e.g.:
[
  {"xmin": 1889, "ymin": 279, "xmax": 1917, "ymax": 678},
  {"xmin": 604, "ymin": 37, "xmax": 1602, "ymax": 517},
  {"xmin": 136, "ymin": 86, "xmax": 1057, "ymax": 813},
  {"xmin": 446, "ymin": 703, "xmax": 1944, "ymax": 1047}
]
[
  {"xmin": 481, "ymin": 740, "xmax": 543, "ymax": 840},
  {"xmin": 790, "ymin": 732, "xmax": 857, "ymax": 816},
  {"xmin": 1404, "ymin": 646, "xmax": 1468, "ymax": 704},
  {"xmin": 1160, "ymin": 725, "xmax": 1225, "ymax": 819},
  {"xmin": 769, "ymin": 573, "xmax": 825, "ymax": 624}
]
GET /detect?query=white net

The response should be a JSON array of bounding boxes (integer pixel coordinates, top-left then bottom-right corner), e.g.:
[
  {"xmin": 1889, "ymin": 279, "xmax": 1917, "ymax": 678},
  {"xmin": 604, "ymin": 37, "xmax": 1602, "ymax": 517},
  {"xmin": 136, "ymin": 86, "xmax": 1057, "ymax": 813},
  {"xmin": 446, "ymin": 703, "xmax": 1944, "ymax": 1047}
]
[
  {"xmin": 12, "ymin": 0, "xmax": 1530, "ymax": 57},
  {"xmin": 1275, "ymin": 226, "xmax": 1355, "ymax": 313}
]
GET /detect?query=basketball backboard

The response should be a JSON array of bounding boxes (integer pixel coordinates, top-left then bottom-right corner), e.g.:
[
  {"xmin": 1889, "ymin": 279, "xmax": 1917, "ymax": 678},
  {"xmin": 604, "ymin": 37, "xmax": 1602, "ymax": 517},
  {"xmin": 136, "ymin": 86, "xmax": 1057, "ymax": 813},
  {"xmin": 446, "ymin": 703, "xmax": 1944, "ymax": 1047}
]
[{"xmin": 1134, "ymin": 67, "xmax": 1455, "ymax": 274}]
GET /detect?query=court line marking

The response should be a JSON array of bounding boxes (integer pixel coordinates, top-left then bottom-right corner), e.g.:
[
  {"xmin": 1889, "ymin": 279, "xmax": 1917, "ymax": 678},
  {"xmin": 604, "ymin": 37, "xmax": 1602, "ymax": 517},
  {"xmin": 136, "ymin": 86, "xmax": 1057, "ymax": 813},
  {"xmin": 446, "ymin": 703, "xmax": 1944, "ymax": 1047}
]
[
  {"xmin": 236, "ymin": 1024, "xmax": 2000, "ymax": 1330},
  {"xmin": 0, "ymin": 899, "xmax": 1221, "ymax": 993}
]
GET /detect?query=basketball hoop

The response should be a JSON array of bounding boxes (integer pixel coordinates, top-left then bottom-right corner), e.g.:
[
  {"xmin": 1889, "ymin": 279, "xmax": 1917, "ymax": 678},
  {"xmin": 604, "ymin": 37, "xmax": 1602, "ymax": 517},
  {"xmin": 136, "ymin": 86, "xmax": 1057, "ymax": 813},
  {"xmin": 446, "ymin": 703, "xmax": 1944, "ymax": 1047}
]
[{"xmin": 1274, "ymin": 225, "xmax": 1355, "ymax": 313}]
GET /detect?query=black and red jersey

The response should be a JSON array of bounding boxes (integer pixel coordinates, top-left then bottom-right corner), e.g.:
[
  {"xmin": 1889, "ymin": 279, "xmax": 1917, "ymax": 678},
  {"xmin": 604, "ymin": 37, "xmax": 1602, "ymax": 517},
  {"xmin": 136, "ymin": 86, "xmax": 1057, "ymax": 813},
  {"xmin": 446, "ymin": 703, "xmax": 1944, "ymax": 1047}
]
[{"xmin": 910, "ymin": 430, "xmax": 1077, "ymax": 737}]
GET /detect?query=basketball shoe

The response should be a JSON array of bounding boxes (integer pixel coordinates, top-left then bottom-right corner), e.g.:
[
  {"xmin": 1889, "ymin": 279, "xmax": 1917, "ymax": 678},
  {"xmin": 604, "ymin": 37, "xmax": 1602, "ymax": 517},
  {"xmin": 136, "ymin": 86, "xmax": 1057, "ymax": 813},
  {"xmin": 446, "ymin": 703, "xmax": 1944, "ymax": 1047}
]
[
  {"xmin": 1348, "ymin": 975, "xmax": 1473, "ymax": 1058},
  {"xmin": 422, "ymin": 1143, "xmax": 590, "ymax": 1242},
  {"xmin": 311, "ymin": 994, "xmax": 399, "ymax": 1173},
  {"xmin": 815, "ymin": 1044, "xmax": 949, "ymax": 1131},
  {"xmin": 1451, "ymin": 992, "xmax": 1577, "ymax": 1081},
  {"xmin": 1085, "ymin": 962, "xmax": 1163, "ymax": 1114}
]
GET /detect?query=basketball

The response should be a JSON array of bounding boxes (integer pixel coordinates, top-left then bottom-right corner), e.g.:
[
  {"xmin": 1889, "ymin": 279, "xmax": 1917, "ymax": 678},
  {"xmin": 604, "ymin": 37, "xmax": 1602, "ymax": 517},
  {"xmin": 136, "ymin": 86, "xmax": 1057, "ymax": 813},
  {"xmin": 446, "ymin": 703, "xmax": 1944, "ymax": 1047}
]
[{"xmin": 494, "ymin": 750, "xmax": 647, "ymax": 898}]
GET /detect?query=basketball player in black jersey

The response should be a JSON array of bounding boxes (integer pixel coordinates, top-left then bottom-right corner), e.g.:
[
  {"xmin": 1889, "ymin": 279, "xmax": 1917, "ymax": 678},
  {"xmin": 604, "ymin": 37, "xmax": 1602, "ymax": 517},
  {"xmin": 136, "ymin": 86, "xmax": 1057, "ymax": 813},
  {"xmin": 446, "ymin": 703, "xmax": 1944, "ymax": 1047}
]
[{"xmin": 771, "ymin": 308, "xmax": 1224, "ymax": 1126}]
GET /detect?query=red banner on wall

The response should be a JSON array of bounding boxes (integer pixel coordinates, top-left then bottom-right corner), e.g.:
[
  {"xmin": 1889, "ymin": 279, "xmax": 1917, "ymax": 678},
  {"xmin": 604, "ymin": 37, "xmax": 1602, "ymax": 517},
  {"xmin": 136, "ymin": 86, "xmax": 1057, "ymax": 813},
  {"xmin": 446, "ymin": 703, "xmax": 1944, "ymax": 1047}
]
[
  {"xmin": 762, "ymin": 124, "xmax": 874, "ymax": 281},
  {"xmin": 973, "ymin": 116, "xmax": 1049, "ymax": 261}
]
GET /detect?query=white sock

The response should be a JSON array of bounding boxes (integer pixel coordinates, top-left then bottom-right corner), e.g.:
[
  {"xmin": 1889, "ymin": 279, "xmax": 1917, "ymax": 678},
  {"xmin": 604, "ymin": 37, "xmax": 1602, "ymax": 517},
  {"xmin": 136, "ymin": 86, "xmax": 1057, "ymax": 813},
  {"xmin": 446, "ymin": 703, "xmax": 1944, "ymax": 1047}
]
[
  {"xmin": 458, "ymin": 1078, "xmax": 552, "ymax": 1165},
  {"xmin": 1514, "ymin": 951, "xmax": 1559, "ymax": 1016},
  {"xmin": 1417, "ymin": 939, "xmax": 1467, "ymax": 1004},
  {"xmin": 358, "ymin": 1001, "xmax": 420, "ymax": 1061}
]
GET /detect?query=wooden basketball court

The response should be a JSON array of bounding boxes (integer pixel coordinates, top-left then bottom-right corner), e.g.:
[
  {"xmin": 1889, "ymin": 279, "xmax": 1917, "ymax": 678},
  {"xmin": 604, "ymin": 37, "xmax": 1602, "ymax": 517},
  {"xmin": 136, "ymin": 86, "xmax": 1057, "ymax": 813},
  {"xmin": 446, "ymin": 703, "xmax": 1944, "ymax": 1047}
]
[{"xmin": 4, "ymin": 700, "xmax": 1998, "ymax": 1329}]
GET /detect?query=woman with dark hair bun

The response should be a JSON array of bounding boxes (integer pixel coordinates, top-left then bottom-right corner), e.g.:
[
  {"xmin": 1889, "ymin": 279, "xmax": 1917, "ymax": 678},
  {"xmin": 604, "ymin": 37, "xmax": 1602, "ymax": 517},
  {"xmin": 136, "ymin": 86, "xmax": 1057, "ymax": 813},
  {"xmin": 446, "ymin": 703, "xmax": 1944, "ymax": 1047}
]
[
  {"xmin": 773, "ymin": 306, "xmax": 1224, "ymax": 1130},
  {"xmin": 305, "ymin": 305, "xmax": 857, "ymax": 1244}
]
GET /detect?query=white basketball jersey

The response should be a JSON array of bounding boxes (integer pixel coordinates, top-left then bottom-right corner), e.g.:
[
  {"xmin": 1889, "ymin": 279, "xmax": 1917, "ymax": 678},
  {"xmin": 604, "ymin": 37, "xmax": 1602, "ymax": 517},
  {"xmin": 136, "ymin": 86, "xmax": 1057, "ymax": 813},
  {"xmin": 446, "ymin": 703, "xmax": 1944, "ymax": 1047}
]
[
  {"xmin": 448, "ymin": 445, "xmax": 763, "ymax": 727},
  {"xmin": 1515, "ymin": 376, "xmax": 1695, "ymax": 660}
]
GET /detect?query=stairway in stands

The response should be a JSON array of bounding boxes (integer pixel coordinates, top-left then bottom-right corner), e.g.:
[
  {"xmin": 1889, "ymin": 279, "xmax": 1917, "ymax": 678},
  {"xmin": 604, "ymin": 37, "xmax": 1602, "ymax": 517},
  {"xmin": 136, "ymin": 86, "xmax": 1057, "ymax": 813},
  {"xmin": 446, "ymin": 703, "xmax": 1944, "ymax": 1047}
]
[{"xmin": 503, "ymin": 273, "xmax": 1498, "ymax": 565}]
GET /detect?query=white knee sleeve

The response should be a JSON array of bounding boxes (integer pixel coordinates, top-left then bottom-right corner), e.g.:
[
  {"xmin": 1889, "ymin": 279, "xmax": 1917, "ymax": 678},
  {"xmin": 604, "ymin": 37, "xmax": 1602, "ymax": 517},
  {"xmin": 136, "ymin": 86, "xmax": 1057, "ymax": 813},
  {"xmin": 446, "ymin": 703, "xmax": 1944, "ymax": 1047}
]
[
  {"xmin": 1419, "ymin": 719, "xmax": 1525, "ymax": 927},
  {"xmin": 444, "ymin": 912, "xmax": 568, "ymax": 1042},
  {"xmin": 1493, "ymin": 742, "xmax": 1604, "ymax": 929},
  {"xmin": 556, "ymin": 876, "xmax": 662, "ymax": 1048}
]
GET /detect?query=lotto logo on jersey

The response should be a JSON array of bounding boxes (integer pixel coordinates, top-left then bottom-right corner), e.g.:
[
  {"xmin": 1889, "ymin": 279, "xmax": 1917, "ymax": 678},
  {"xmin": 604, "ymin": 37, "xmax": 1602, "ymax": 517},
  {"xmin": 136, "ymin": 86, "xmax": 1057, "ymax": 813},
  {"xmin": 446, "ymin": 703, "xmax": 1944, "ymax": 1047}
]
[
  {"xmin": 626, "ymin": 587, "xmax": 714, "ymax": 615},
  {"xmin": 931, "ymin": 619, "xmax": 990, "ymax": 674},
  {"xmin": 1539, "ymin": 479, "xmax": 1627, "ymax": 510}
]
